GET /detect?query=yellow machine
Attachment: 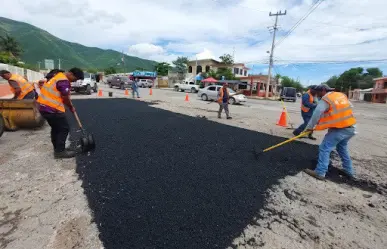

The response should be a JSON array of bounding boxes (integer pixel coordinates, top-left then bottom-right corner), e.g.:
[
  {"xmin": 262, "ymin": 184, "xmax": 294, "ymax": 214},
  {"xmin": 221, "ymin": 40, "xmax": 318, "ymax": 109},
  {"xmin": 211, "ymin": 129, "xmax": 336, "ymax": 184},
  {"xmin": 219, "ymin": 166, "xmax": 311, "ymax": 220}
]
[{"xmin": 0, "ymin": 99, "xmax": 45, "ymax": 131}]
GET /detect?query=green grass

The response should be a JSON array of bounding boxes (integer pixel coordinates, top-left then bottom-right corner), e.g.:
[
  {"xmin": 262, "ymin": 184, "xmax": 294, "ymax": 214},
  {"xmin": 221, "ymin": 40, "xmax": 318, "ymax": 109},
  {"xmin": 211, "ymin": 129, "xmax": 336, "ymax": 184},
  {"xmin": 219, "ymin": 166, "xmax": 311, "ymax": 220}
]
[{"xmin": 0, "ymin": 17, "xmax": 157, "ymax": 71}]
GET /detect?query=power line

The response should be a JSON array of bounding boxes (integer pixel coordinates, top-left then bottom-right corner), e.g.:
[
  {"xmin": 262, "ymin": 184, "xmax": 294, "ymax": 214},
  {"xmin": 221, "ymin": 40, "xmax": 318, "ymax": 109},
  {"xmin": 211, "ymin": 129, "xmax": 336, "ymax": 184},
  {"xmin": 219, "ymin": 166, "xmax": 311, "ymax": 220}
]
[{"xmin": 275, "ymin": 0, "xmax": 323, "ymax": 48}]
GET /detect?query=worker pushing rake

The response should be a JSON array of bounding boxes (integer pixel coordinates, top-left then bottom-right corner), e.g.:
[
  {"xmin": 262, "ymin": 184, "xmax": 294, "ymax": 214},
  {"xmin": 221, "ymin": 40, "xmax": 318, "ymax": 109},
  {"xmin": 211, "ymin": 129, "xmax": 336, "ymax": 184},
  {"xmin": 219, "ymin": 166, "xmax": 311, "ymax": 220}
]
[{"xmin": 256, "ymin": 84, "xmax": 357, "ymax": 181}]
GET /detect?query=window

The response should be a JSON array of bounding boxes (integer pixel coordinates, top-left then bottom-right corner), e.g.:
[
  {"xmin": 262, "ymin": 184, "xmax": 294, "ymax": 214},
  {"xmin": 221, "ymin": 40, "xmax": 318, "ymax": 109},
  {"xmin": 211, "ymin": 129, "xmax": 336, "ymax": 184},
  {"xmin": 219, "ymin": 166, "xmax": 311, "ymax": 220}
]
[
  {"xmin": 384, "ymin": 81, "xmax": 387, "ymax": 89},
  {"xmin": 189, "ymin": 82, "xmax": 194, "ymax": 85},
  {"xmin": 234, "ymin": 68, "xmax": 239, "ymax": 74},
  {"xmin": 240, "ymin": 69, "xmax": 243, "ymax": 75},
  {"xmin": 244, "ymin": 70, "xmax": 247, "ymax": 76},
  {"xmin": 197, "ymin": 65, "xmax": 202, "ymax": 73},
  {"xmin": 216, "ymin": 86, "xmax": 221, "ymax": 91},
  {"xmin": 205, "ymin": 65, "xmax": 210, "ymax": 72},
  {"xmin": 208, "ymin": 86, "xmax": 216, "ymax": 91},
  {"xmin": 188, "ymin": 66, "xmax": 192, "ymax": 73}
]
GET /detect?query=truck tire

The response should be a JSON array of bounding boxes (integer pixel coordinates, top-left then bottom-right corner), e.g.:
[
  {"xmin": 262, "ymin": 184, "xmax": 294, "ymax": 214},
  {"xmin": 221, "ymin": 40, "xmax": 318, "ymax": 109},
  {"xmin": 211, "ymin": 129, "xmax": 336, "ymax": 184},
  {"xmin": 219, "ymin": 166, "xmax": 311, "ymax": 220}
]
[
  {"xmin": 174, "ymin": 86, "xmax": 179, "ymax": 91},
  {"xmin": 191, "ymin": 87, "xmax": 196, "ymax": 93},
  {"xmin": 85, "ymin": 85, "xmax": 92, "ymax": 95},
  {"xmin": 120, "ymin": 84, "xmax": 125, "ymax": 90},
  {"xmin": 0, "ymin": 113, "xmax": 4, "ymax": 138},
  {"xmin": 229, "ymin": 97, "xmax": 235, "ymax": 105},
  {"xmin": 93, "ymin": 83, "xmax": 98, "ymax": 92}
]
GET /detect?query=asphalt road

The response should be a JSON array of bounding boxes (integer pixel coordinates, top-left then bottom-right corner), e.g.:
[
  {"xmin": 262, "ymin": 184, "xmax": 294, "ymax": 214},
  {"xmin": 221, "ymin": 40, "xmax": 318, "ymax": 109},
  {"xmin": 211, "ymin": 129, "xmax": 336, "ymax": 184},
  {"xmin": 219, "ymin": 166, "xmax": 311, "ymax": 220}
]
[{"xmin": 69, "ymin": 98, "xmax": 318, "ymax": 249}]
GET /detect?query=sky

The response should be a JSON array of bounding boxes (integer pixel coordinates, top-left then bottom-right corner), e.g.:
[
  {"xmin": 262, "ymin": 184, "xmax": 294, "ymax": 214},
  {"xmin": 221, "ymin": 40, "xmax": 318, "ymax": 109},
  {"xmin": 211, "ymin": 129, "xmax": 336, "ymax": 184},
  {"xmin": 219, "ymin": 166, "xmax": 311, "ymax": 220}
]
[{"xmin": 1, "ymin": 0, "xmax": 387, "ymax": 85}]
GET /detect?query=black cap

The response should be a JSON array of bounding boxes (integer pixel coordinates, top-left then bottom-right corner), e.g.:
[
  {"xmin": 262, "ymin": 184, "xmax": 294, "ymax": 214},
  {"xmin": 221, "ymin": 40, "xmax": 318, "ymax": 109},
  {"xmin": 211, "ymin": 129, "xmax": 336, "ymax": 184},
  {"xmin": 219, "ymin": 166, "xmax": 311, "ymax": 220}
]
[
  {"xmin": 314, "ymin": 84, "xmax": 335, "ymax": 92},
  {"xmin": 0, "ymin": 70, "xmax": 10, "ymax": 76},
  {"xmin": 69, "ymin": 67, "xmax": 84, "ymax": 80},
  {"xmin": 309, "ymin": 85, "xmax": 317, "ymax": 90}
]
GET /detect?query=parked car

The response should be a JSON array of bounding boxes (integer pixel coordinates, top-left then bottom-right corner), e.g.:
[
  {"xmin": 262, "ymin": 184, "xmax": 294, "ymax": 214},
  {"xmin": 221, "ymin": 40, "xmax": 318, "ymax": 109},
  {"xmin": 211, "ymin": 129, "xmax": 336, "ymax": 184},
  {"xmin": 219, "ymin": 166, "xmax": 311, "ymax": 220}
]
[
  {"xmin": 137, "ymin": 79, "xmax": 153, "ymax": 88},
  {"xmin": 197, "ymin": 85, "xmax": 247, "ymax": 105},
  {"xmin": 174, "ymin": 81, "xmax": 199, "ymax": 93},
  {"xmin": 279, "ymin": 87, "xmax": 297, "ymax": 102},
  {"xmin": 108, "ymin": 76, "xmax": 133, "ymax": 89},
  {"xmin": 71, "ymin": 72, "xmax": 98, "ymax": 95}
]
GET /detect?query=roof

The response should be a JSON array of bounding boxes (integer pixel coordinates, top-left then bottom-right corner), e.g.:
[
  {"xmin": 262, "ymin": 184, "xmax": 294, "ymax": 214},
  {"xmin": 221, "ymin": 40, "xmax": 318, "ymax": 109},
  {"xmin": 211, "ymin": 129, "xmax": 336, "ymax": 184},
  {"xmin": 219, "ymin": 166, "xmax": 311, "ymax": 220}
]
[{"xmin": 373, "ymin": 76, "xmax": 387, "ymax": 81}]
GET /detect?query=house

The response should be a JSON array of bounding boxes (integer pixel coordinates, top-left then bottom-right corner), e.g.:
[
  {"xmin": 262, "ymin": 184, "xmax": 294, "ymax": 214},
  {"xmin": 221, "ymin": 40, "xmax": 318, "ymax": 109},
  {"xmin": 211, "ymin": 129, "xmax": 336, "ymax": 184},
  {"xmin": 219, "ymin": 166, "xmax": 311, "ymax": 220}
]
[
  {"xmin": 348, "ymin": 88, "xmax": 373, "ymax": 101},
  {"xmin": 371, "ymin": 77, "xmax": 387, "ymax": 103},
  {"xmin": 184, "ymin": 58, "xmax": 250, "ymax": 82},
  {"xmin": 238, "ymin": 74, "xmax": 279, "ymax": 97}
]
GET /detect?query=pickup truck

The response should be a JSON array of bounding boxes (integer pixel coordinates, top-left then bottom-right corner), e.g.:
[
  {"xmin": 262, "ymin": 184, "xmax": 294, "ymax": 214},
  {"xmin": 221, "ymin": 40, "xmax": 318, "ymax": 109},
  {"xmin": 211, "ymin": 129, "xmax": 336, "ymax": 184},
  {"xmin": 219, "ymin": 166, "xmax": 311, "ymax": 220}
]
[{"xmin": 174, "ymin": 81, "xmax": 199, "ymax": 93}]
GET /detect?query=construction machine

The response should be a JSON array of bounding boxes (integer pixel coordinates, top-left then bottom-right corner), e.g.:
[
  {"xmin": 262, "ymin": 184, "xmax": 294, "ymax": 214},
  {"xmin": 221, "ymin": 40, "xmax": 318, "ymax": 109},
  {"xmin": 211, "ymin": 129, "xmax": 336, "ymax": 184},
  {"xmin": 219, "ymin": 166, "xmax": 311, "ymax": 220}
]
[{"xmin": 0, "ymin": 99, "xmax": 45, "ymax": 131}]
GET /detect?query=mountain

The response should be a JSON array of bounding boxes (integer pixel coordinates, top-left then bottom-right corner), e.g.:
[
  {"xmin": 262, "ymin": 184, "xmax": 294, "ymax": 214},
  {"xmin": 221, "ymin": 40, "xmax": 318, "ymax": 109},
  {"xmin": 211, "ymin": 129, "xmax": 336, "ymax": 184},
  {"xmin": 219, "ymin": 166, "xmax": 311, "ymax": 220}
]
[{"xmin": 0, "ymin": 17, "xmax": 157, "ymax": 71}]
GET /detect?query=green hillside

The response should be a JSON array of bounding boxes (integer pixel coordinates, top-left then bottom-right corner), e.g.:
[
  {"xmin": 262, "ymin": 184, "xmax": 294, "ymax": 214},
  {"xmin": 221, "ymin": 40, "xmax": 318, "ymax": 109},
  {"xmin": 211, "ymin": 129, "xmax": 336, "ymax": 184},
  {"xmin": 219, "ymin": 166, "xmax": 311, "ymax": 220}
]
[{"xmin": 0, "ymin": 17, "xmax": 157, "ymax": 71}]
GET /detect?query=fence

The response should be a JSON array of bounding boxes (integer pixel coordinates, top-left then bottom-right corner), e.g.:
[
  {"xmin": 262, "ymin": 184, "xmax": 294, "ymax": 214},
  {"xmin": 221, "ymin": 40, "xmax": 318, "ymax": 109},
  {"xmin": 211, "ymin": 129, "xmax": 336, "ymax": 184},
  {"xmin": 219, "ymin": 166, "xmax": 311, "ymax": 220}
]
[{"xmin": 0, "ymin": 63, "xmax": 44, "ymax": 83}]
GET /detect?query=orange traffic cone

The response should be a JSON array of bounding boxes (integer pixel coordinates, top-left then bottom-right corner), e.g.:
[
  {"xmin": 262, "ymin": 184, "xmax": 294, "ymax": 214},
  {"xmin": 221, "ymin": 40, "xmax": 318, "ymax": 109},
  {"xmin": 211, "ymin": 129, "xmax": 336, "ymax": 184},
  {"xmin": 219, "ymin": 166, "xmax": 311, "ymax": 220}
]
[
  {"xmin": 98, "ymin": 89, "xmax": 103, "ymax": 97},
  {"xmin": 124, "ymin": 89, "xmax": 129, "ymax": 96},
  {"xmin": 276, "ymin": 108, "xmax": 288, "ymax": 127},
  {"xmin": 185, "ymin": 93, "xmax": 189, "ymax": 102},
  {"xmin": 149, "ymin": 88, "xmax": 153, "ymax": 96}
]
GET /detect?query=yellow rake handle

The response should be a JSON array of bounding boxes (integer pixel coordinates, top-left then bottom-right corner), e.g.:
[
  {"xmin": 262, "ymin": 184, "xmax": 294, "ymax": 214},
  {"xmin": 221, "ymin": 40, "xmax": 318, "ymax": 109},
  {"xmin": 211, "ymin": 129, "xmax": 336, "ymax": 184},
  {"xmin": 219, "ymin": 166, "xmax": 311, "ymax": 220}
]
[{"xmin": 263, "ymin": 131, "xmax": 311, "ymax": 153}]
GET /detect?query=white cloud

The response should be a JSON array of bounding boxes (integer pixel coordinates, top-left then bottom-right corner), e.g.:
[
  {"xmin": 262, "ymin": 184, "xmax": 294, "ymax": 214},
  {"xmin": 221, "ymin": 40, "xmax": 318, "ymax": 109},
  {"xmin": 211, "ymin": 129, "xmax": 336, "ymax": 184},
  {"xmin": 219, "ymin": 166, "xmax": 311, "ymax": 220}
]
[{"xmin": 1, "ymin": 0, "xmax": 387, "ymax": 80}]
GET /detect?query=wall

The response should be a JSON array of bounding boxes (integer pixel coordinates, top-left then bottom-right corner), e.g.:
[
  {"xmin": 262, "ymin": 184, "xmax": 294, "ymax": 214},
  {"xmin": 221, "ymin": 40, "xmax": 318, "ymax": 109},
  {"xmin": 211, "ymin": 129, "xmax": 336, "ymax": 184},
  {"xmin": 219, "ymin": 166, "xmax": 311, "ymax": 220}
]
[{"xmin": 0, "ymin": 63, "xmax": 44, "ymax": 97}]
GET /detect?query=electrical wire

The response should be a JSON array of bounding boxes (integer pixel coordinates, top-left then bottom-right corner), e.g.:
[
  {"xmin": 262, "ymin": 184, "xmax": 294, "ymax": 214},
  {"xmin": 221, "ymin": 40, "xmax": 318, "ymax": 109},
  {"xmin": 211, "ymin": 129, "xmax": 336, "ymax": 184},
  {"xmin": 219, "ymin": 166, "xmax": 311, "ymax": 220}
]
[{"xmin": 275, "ymin": 0, "xmax": 324, "ymax": 48}]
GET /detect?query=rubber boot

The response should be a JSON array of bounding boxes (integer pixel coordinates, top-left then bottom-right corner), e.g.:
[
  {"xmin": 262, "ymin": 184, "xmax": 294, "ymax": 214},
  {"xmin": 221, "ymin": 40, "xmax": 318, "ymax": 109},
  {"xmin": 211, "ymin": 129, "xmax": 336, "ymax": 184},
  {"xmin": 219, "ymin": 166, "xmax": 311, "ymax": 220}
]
[{"xmin": 54, "ymin": 150, "xmax": 76, "ymax": 159}]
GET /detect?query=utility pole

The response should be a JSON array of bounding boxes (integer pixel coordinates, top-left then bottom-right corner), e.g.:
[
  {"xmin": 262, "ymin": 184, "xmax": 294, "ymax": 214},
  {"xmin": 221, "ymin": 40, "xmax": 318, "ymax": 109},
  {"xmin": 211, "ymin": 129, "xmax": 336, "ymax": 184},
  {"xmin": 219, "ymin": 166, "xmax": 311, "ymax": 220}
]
[
  {"xmin": 232, "ymin": 46, "xmax": 236, "ymax": 77},
  {"xmin": 37, "ymin": 61, "xmax": 41, "ymax": 71},
  {"xmin": 58, "ymin": 58, "xmax": 61, "ymax": 70},
  {"xmin": 266, "ymin": 10, "xmax": 286, "ymax": 98}
]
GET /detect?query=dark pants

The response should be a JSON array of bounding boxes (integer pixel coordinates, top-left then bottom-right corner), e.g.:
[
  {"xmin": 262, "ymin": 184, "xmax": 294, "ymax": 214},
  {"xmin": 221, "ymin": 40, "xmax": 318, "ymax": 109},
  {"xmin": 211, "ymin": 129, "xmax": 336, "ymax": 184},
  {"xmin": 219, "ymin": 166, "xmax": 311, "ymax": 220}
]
[
  {"xmin": 41, "ymin": 112, "xmax": 69, "ymax": 152},
  {"xmin": 294, "ymin": 112, "xmax": 312, "ymax": 135}
]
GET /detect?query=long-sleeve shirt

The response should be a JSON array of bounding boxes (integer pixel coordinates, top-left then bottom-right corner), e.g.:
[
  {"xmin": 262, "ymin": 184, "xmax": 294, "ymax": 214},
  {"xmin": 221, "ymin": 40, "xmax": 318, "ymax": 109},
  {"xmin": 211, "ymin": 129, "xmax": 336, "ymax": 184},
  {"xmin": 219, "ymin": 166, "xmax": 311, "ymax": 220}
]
[
  {"xmin": 301, "ymin": 92, "xmax": 317, "ymax": 117},
  {"xmin": 306, "ymin": 99, "xmax": 356, "ymax": 131}
]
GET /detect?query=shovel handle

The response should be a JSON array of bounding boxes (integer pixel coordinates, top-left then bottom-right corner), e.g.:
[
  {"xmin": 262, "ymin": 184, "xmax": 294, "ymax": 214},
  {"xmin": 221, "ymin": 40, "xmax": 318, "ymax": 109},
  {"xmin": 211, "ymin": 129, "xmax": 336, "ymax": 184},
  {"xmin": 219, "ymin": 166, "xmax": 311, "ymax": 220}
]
[
  {"xmin": 73, "ymin": 111, "xmax": 83, "ymax": 129},
  {"xmin": 262, "ymin": 131, "xmax": 311, "ymax": 153}
]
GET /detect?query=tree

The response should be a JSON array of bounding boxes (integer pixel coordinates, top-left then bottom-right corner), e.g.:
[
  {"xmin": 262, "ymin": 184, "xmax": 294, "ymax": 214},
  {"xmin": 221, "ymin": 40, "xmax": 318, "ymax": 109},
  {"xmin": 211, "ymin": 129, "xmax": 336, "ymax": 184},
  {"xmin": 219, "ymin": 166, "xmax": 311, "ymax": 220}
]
[
  {"xmin": 219, "ymin": 54, "xmax": 234, "ymax": 65},
  {"xmin": 0, "ymin": 35, "xmax": 23, "ymax": 58},
  {"xmin": 325, "ymin": 76, "xmax": 338, "ymax": 88},
  {"xmin": 104, "ymin": 67, "xmax": 117, "ymax": 75},
  {"xmin": 172, "ymin": 56, "xmax": 189, "ymax": 80},
  {"xmin": 154, "ymin": 62, "xmax": 171, "ymax": 76},
  {"xmin": 365, "ymin": 68, "xmax": 383, "ymax": 78},
  {"xmin": 216, "ymin": 67, "xmax": 236, "ymax": 80},
  {"xmin": 323, "ymin": 67, "xmax": 383, "ymax": 92},
  {"xmin": 280, "ymin": 76, "xmax": 304, "ymax": 92}
]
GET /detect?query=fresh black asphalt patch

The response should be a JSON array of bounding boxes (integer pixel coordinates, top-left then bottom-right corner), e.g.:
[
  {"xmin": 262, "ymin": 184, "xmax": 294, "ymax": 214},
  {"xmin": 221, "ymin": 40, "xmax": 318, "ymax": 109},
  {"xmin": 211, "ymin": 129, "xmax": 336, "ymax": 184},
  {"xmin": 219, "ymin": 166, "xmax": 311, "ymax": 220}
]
[{"xmin": 67, "ymin": 98, "xmax": 362, "ymax": 249}]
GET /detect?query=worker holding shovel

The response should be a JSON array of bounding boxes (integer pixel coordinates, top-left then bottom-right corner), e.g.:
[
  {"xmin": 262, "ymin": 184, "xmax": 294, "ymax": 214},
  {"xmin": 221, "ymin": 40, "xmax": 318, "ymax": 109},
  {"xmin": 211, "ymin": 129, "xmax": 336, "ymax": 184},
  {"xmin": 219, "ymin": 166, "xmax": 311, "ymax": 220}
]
[{"xmin": 303, "ymin": 84, "xmax": 357, "ymax": 181}]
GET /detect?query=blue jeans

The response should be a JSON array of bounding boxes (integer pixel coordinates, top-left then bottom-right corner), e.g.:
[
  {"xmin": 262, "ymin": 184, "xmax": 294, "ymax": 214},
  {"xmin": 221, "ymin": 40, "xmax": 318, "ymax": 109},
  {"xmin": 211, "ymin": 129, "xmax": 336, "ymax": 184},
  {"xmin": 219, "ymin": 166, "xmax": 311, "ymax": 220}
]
[
  {"xmin": 315, "ymin": 127, "xmax": 356, "ymax": 177},
  {"xmin": 294, "ymin": 112, "xmax": 312, "ymax": 135},
  {"xmin": 132, "ymin": 87, "xmax": 140, "ymax": 98}
]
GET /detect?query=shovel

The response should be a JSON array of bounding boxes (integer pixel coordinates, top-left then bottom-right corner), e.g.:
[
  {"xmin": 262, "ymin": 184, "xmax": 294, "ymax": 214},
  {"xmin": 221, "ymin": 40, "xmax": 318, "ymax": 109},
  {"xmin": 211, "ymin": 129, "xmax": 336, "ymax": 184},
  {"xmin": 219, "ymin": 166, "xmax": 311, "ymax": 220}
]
[
  {"xmin": 73, "ymin": 110, "xmax": 96, "ymax": 152},
  {"xmin": 253, "ymin": 131, "xmax": 311, "ymax": 158}
]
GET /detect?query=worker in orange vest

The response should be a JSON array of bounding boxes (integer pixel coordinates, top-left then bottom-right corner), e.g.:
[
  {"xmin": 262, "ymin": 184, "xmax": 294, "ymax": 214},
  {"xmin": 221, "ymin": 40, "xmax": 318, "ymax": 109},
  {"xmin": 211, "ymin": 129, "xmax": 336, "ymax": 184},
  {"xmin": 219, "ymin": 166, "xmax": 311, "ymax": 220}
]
[
  {"xmin": 218, "ymin": 83, "xmax": 232, "ymax": 119},
  {"xmin": 304, "ymin": 84, "xmax": 357, "ymax": 180},
  {"xmin": 0, "ymin": 70, "xmax": 36, "ymax": 99},
  {"xmin": 293, "ymin": 85, "xmax": 317, "ymax": 140},
  {"xmin": 37, "ymin": 68, "xmax": 84, "ymax": 159}
]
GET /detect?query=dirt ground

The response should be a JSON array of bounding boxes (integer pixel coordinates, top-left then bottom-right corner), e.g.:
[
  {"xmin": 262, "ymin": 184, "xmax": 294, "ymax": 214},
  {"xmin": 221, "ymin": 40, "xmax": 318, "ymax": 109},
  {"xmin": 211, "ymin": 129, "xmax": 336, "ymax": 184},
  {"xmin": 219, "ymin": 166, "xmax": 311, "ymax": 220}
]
[{"xmin": 0, "ymin": 85, "xmax": 386, "ymax": 249}]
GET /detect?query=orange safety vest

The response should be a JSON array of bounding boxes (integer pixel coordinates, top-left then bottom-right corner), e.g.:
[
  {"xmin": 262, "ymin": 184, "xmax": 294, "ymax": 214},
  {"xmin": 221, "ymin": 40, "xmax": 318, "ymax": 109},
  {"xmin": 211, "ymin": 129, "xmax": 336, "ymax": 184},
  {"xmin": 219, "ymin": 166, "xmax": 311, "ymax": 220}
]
[
  {"xmin": 36, "ymin": 72, "xmax": 67, "ymax": 113},
  {"xmin": 9, "ymin": 74, "xmax": 34, "ymax": 99},
  {"xmin": 301, "ymin": 90, "xmax": 314, "ymax": 112},
  {"xmin": 218, "ymin": 87, "xmax": 230, "ymax": 103},
  {"xmin": 315, "ymin": 92, "xmax": 356, "ymax": 130}
]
